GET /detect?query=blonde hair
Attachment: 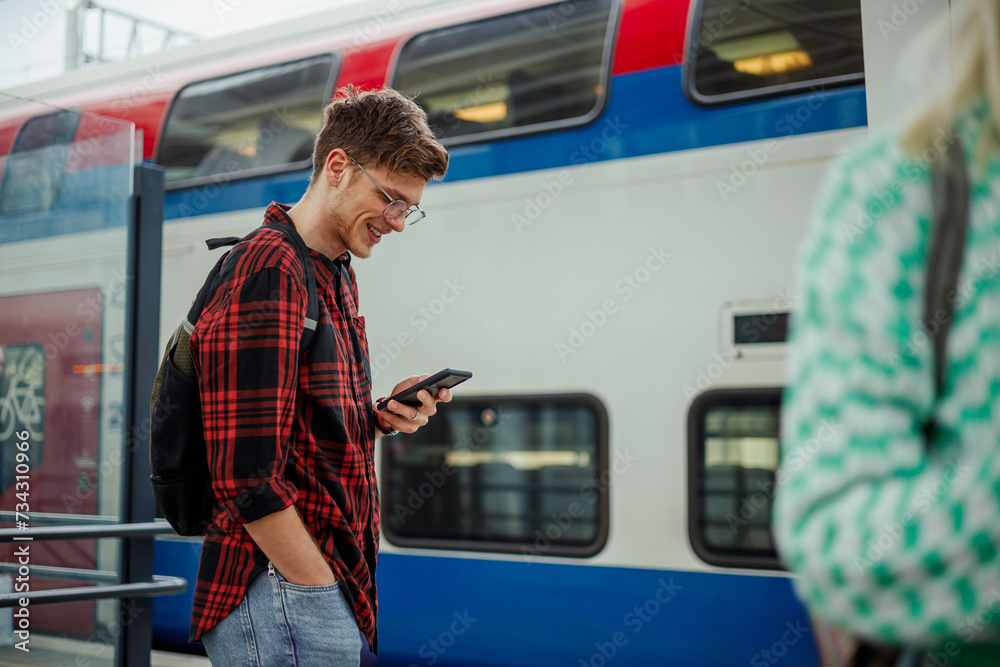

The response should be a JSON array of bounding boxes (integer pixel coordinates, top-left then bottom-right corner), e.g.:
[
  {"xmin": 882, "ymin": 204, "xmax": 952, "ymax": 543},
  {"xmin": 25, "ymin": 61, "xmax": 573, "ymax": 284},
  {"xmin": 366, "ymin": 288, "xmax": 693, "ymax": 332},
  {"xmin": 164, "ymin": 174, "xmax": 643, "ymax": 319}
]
[{"xmin": 902, "ymin": 0, "xmax": 1000, "ymax": 159}]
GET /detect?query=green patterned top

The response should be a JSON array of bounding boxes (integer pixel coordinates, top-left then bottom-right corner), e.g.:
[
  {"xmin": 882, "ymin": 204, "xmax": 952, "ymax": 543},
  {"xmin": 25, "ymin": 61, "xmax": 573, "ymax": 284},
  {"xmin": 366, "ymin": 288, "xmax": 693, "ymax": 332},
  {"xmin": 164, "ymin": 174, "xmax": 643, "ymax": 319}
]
[{"xmin": 774, "ymin": 100, "xmax": 1000, "ymax": 666}]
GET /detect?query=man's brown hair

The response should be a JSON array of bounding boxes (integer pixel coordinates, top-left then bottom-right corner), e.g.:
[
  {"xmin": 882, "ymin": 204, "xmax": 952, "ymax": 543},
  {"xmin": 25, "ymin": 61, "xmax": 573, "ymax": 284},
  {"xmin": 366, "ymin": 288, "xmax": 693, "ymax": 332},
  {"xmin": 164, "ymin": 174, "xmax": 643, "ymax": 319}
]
[{"xmin": 310, "ymin": 86, "xmax": 449, "ymax": 186}]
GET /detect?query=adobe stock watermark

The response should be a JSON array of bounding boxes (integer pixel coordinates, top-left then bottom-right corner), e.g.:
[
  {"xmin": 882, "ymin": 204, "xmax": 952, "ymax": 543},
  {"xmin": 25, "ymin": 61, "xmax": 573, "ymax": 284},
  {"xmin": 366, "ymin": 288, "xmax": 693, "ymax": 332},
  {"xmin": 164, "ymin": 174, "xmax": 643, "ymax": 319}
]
[
  {"xmin": 577, "ymin": 578, "xmax": 682, "ymax": 667},
  {"xmin": 520, "ymin": 448, "xmax": 638, "ymax": 564},
  {"xmin": 956, "ymin": 589, "xmax": 1000, "ymax": 646},
  {"xmin": 885, "ymin": 245, "xmax": 1000, "ymax": 375},
  {"xmin": 7, "ymin": 0, "xmax": 61, "ymax": 54},
  {"xmin": 370, "ymin": 277, "xmax": 468, "ymax": 382},
  {"xmin": 42, "ymin": 270, "xmax": 126, "ymax": 363},
  {"xmin": 840, "ymin": 126, "xmax": 958, "ymax": 244},
  {"xmin": 512, "ymin": 116, "xmax": 629, "ymax": 234},
  {"xmin": 877, "ymin": 0, "xmax": 933, "ymax": 40},
  {"xmin": 749, "ymin": 620, "xmax": 811, "ymax": 666},
  {"xmin": 176, "ymin": 107, "xmax": 299, "ymax": 219},
  {"xmin": 56, "ymin": 600, "xmax": 142, "ymax": 667},
  {"xmin": 852, "ymin": 456, "xmax": 969, "ymax": 573},
  {"xmin": 726, "ymin": 418, "xmax": 843, "ymax": 535},
  {"xmin": 545, "ymin": 0, "xmax": 587, "ymax": 31},
  {"xmin": 716, "ymin": 86, "xmax": 830, "ymax": 202},
  {"xmin": 905, "ymin": 587, "xmax": 1000, "ymax": 665},
  {"xmin": 406, "ymin": 610, "xmax": 477, "ymax": 667},
  {"xmin": 64, "ymin": 387, "xmax": 181, "ymax": 514},
  {"xmin": 391, "ymin": 410, "xmax": 510, "ymax": 526},
  {"xmin": 555, "ymin": 246, "xmax": 671, "ymax": 362},
  {"xmin": 439, "ymin": 74, "xmax": 503, "ymax": 133},
  {"xmin": 214, "ymin": 0, "xmax": 245, "ymax": 19},
  {"xmin": 669, "ymin": 0, "xmax": 752, "ymax": 63},
  {"xmin": 681, "ymin": 287, "xmax": 796, "ymax": 398},
  {"xmin": 349, "ymin": 0, "xmax": 404, "ymax": 49}
]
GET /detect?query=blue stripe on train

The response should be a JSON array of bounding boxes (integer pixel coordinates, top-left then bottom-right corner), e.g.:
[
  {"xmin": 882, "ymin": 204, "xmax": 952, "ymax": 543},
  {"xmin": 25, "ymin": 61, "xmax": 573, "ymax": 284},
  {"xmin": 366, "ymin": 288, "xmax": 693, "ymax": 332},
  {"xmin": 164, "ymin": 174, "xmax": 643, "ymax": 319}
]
[
  {"xmin": 375, "ymin": 553, "xmax": 818, "ymax": 667},
  {"xmin": 161, "ymin": 65, "xmax": 866, "ymax": 221},
  {"xmin": 152, "ymin": 539, "xmax": 819, "ymax": 666}
]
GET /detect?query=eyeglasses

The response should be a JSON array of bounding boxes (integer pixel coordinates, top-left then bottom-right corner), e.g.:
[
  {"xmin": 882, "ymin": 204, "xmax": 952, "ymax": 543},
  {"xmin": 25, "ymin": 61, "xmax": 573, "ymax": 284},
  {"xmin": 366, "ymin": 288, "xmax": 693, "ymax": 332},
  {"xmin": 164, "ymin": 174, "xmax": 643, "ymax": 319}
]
[{"xmin": 345, "ymin": 153, "xmax": 425, "ymax": 226}]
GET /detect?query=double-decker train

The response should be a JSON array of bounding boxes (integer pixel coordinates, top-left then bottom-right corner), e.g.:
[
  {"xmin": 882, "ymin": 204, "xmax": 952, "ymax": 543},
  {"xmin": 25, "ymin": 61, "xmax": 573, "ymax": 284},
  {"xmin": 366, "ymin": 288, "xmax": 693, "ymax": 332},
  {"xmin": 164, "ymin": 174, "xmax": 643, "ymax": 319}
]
[{"xmin": 0, "ymin": 0, "xmax": 872, "ymax": 664}]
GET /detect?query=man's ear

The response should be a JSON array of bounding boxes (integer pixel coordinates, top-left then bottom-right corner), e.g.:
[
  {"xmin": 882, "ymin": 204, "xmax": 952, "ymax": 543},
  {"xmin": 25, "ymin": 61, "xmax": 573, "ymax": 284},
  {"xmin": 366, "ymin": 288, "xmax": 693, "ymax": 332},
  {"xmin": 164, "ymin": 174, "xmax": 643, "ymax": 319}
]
[{"xmin": 325, "ymin": 149, "xmax": 350, "ymax": 188}]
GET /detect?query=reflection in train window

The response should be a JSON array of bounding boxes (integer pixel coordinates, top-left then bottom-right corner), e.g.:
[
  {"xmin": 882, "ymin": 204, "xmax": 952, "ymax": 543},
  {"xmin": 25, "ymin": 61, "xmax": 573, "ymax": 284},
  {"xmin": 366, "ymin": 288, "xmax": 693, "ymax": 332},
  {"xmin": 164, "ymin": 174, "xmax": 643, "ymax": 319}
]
[
  {"xmin": 158, "ymin": 55, "xmax": 337, "ymax": 185},
  {"xmin": 687, "ymin": 388, "xmax": 782, "ymax": 569},
  {"xmin": 392, "ymin": 0, "xmax": 615, "ymax": 145},
  {"xmin": 381, "ymin": 395, "xmax": 608, "ymax": 557},
  {"xmin": 1, "ymin": 109, "xmax": 81, "ymax": 215},
  {"xmin": 0, "ymin": 344, "xmax": 46, "ymax": 495},
  {"xmin": 685, "ymin": 0, "xmax": 864, "ymax": 105}
]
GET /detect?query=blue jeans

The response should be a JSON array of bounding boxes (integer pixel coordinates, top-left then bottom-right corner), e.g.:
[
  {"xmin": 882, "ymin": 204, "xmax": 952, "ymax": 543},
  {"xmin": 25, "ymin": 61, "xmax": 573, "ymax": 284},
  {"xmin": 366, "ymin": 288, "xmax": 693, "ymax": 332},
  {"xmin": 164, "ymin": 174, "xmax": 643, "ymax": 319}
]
[{"xmin": 203, "ymin": 563, "xmax": 364, "ymax": 667}]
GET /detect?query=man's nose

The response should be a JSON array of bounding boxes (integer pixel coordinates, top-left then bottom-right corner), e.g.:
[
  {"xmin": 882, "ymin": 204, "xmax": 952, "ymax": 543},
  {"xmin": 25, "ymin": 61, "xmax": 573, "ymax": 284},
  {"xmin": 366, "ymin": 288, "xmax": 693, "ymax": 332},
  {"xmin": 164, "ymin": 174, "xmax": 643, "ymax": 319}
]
[{"xmin": 386, "ymin": 215, "xmax": 406, "ymax": 233}]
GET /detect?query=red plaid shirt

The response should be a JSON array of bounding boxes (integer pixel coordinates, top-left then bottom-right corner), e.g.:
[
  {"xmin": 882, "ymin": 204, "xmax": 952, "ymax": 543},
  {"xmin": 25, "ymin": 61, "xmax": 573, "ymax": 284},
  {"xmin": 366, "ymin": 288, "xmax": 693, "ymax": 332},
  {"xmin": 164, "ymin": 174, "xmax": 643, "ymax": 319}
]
[{"xmin": 188, "ymin": 203, "xmax": 380, "ymax": 651}]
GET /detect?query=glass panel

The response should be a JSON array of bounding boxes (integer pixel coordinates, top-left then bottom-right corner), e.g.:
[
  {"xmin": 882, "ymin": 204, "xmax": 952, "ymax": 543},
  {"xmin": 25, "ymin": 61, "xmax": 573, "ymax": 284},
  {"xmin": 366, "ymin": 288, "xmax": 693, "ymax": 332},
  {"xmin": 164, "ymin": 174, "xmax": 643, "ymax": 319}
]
[
  {"xmin": 393, "ymin": 0, "xmax": 613, "ymax": 143},
  {"xmin": 158, "ymin": 55, "xmax": 336, "ymax": 183},
  {"xmin": 700, "ymin": 400, "xmax": 780, "ymax": 557},
  {"xmin": 1, "ymin": 109, "xmax": 80, "ymax": 216},
  {"xmin": 0, "ymin": 94, "xmax": 135, "ymax": 662},
  {"xmin": 382, "ymin": 397, "xmax": 606, "ymax": 555},
  {"xmin": 689, "ymin": 0, "xmax": 863, "ymax": 103}
]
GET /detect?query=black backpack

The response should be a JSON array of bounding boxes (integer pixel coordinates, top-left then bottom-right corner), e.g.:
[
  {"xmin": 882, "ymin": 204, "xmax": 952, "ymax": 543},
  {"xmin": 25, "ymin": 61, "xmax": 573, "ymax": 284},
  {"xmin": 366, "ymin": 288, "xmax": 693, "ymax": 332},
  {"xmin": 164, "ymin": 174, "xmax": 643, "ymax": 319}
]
[{"xmin": 149, "ymin": 219, "xmax": 318, "ymax": 536}]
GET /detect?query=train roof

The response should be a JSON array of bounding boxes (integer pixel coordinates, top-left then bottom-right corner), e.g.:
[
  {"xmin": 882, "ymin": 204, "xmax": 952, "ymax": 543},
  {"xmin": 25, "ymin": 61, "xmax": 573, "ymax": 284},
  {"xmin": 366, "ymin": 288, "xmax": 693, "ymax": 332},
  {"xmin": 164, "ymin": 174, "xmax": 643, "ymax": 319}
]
[{"xmin": 0, "ymin": 0, "xmax": 681, "ymax": 160}]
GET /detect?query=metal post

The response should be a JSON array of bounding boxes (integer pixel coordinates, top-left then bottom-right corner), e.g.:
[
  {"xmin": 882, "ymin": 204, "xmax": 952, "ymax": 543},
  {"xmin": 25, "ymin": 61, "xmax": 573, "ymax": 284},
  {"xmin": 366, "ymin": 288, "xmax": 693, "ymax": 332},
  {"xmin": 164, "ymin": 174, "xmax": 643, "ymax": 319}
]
[
  {"xmin": 64, "ymin": 0, "xmax": 85, "ymax": 72},
  {"xmin": 117, "ymin": 164, "xmax": 164, "ymax": 667},
  {"xmin": 859, "ymin": 0, "xmax": 952, "ymax": 132}
]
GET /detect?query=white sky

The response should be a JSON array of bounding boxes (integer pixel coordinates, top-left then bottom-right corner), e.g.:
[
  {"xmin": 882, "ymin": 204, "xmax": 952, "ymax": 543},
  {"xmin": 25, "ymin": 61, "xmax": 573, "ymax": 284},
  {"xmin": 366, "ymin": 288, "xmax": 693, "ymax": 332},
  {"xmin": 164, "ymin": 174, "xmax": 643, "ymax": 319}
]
[{"xmin": 1, "ymin": 0, "xmax": 366, "ymax": 89}]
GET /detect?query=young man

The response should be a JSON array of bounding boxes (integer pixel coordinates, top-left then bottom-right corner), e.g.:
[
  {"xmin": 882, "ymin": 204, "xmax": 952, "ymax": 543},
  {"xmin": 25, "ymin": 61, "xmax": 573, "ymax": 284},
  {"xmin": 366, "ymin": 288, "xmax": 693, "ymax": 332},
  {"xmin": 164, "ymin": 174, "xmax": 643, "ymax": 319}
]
[{"xmin": 189, "ymin": 87, "xmax": 450, "ymax": 666}]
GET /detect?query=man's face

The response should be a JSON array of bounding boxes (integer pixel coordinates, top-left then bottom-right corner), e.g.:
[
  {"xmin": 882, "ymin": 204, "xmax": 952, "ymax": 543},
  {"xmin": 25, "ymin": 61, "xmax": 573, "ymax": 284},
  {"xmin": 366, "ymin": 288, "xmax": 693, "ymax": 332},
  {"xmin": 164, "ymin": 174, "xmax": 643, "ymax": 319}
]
[{"xmin": 327, "ymin": 162, "xmax": 427, "ymax": 260}]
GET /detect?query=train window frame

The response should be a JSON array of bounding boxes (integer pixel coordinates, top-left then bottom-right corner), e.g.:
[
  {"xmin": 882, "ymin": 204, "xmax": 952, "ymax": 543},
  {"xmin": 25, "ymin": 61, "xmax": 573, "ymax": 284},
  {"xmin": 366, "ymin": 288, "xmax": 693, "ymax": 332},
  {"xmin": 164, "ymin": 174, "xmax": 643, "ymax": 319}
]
[
  {"xmin": 389, "ymin": 0, "xmax": 622, "ymax": 148},
  {"xmin": 682, "ymin": 0, "xmax": 865, "ymax": 107},
  {"xmin": 1, "ymin": 109, "xmax": 81, "ymax": 216},
  {"xmin": 381, "ymin": 393, "xmax": 610, "ymax": 558},
  {"xmin": 157, "ymin": 53, "xmax": 340, "ymax": 190},
  {"xmin": 687, "ymin": 387, "xmax": 784, "ymax": 570}
]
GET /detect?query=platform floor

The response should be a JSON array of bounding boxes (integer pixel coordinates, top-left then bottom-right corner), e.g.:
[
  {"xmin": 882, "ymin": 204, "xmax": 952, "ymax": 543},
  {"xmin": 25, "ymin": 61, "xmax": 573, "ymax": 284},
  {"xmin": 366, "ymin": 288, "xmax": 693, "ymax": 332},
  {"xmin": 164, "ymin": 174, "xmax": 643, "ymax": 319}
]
[{"xmin": 0, "ymin": 636, "xmax": 209, "ymax": 666}]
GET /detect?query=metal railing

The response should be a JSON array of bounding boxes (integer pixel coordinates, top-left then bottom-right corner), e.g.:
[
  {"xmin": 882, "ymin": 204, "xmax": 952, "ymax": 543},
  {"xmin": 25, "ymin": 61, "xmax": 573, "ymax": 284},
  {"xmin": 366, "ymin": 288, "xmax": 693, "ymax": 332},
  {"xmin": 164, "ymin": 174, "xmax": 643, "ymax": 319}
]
[{"xmin": 0, "ymin": 521, "xmax": 185, "ymax": 607}]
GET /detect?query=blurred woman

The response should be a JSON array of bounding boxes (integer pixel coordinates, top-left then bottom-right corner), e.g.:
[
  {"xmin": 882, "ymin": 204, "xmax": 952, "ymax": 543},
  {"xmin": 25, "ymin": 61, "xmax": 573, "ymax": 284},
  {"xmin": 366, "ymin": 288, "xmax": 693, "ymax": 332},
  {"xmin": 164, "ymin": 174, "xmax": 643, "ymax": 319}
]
[{"xmin": 773, "ymin": 2, "xmax": 1000, "ymax": 665}]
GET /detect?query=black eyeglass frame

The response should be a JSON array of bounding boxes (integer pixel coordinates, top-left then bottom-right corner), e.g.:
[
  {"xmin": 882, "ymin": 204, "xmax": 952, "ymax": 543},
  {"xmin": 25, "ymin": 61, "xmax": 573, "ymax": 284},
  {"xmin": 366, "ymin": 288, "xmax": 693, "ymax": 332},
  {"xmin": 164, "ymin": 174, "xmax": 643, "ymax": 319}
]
[{"xmin": 345, "ymin": 152, "xmax": 426, "ymax": 226}]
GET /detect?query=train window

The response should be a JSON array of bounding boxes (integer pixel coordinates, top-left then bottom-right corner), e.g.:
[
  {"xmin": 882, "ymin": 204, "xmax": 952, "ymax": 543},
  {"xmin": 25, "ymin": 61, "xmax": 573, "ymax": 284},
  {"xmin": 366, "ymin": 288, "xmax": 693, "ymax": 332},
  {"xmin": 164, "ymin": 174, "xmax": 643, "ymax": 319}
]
[
  {"xmin": 685, "ymin": 0, "xmax": 864, "ymax": 105},
  {"xmin": 687, "ymin": 388, "xmax": 783, "ymax": 569},
  {"xmin": 1, "ymin": 109, "xmax": 80, "ymax": 215},
  {"xmin": 392, "ymin": 0, "xmax": 616, "ymax": 145},
  {"xmin": 381, "ymin": 395, "xmax": 609, "ymax": 557},
  {"xmin": 158, "ymin": 55, "xmax": 337, "ymax": 185}
]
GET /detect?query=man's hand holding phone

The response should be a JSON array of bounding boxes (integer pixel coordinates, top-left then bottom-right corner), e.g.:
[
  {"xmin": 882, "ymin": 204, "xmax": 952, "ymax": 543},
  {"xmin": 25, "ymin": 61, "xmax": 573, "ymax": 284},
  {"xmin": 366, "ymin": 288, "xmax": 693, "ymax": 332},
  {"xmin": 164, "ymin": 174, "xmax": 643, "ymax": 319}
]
[{"xmin": 375, "ymin": 369, "xmax": 471, "ymax": 436}]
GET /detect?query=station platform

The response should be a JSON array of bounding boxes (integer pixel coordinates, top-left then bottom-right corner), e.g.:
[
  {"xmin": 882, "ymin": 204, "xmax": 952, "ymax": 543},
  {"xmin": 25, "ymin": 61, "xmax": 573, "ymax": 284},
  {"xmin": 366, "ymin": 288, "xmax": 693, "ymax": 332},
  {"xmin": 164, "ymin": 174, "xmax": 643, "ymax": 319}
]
[{"xmin": 0, "ymin": 639, "xmax": 209, "ymax": 666}]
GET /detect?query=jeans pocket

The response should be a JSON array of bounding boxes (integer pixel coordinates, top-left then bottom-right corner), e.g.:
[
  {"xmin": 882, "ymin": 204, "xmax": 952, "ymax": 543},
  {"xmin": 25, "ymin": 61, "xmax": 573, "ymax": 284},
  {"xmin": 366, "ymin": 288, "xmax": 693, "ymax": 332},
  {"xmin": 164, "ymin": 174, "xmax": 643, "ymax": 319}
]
[
  {"xmin": 276, "ymin": 579, "xmax": 342, "ymax": 594},
  {"xmin": 274, "ymin": 571, "xmax": 362, "ymax": 665},
  {"xmin": 271, "ymin": 566, "xmax": 340, "ymax": 592}
]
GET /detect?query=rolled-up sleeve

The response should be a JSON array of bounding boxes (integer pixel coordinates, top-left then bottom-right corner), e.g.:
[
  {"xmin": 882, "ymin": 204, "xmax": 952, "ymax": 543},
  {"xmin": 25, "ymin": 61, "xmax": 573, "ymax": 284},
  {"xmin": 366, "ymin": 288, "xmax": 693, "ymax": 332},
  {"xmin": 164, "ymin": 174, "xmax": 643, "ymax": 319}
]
[
  {"xmin": 774, "ymin": 138, "xmax": 1000, "ymax": 647},
  {"xmin": 194, "ymin": 267, "xmax": 303, "ymax": 525}
]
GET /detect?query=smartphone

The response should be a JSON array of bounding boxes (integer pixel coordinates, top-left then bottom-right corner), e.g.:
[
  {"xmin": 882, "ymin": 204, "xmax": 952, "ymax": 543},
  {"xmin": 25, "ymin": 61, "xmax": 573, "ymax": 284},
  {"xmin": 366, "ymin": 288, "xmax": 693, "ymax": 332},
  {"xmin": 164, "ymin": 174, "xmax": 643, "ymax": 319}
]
[{"xmin": 376, "ymin": 368, "xmax": 472, "ymax": 411}]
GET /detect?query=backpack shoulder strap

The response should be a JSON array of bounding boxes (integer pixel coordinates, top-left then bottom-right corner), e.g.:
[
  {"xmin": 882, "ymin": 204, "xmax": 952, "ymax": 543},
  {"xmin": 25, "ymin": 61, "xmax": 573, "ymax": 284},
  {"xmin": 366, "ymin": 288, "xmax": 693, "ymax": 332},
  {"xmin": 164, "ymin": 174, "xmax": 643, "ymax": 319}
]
[
  {"xmin": 925, "ymin": 137, "xmax": 970, "ymax": 396},
  {"xmin": 190, "ymin": 222, "xmax": 319, "ymax": 352},
  {"xmin": 183, "ymin": 237, "xmax": 241, "ymax": 326},
  {"xmin": 266, "ymin": 220, "xmax": 320, "ymax": 353}
]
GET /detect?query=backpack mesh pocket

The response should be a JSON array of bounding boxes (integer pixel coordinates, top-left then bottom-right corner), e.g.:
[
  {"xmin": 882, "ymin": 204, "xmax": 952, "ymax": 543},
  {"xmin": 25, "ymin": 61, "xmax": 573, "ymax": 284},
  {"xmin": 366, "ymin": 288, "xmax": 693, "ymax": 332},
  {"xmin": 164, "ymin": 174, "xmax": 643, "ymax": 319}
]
[{"xmin": 149, "ymin": 333, "xmax": 214, "ymax": 536}]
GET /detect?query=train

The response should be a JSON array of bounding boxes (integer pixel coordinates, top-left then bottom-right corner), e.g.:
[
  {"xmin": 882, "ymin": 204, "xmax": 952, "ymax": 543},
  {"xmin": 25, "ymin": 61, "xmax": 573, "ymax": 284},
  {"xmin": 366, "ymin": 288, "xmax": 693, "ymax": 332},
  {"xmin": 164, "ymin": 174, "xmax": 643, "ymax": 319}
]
[{"xmin": 0, "ymin": 0, "xmax": 873, "ymax": 664}]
